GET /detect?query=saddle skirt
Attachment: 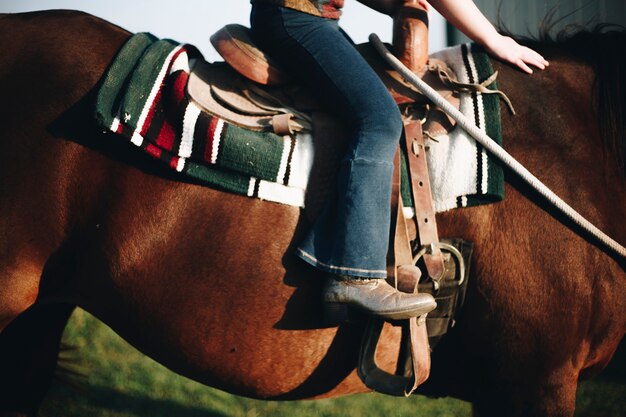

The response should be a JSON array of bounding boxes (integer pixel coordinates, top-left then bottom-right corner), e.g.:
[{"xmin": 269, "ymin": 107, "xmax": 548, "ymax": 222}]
[{"xmin": 94, "ymin": 32, "xmax": 504, "ymax": 215}]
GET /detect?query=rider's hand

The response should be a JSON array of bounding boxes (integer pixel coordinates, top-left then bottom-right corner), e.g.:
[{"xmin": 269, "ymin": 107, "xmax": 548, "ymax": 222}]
[{"xmin": 484, "ymin": 35, "xmax": 549, "ymax": 74}]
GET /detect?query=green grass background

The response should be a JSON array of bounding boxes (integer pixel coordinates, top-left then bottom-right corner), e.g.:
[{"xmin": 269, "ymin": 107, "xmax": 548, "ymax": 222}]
[{"xmin": 40, "ymin": 309, "xmax": 625, "ymax": 417}]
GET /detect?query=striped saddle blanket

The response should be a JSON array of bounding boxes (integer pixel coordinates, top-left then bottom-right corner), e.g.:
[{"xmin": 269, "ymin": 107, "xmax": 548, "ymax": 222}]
[{"xmin": 95, "ymin": 33, "xmax": 504, "ymax": 213}]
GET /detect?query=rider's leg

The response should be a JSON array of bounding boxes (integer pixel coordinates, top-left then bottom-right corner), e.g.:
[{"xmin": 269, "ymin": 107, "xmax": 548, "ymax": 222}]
[{"xmin": 250, "ymin": 5, "xmax": 436, "ymax": 320}]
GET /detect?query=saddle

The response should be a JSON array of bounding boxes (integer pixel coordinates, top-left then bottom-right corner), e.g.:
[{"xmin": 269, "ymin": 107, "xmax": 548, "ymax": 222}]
[
  {"xmin": 205, "ymin": 23, "xmax": 460, "ymax": 135},
  {"xmin": 197, "ymin": 1, "xmax": 471, "ymax": 397}
]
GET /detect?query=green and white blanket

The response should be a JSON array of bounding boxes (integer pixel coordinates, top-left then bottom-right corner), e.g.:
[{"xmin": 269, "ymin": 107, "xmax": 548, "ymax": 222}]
[
  {"xmin": 95, "ymin": 33, "xmax": 503, "ymax": 212},
  {"xmin": 420, "ymin": 43, "xmax": 504, "ymax": 212}
]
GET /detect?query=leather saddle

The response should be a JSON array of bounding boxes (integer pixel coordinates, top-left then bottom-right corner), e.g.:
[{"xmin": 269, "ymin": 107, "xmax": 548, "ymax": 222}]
[
  {"xmin": 209, "ymin": 23, "xmax": 455, "ymax": 103},
  {"xmin": 191, "ymin": 23, "xmax": 460, "ymax": 136}
]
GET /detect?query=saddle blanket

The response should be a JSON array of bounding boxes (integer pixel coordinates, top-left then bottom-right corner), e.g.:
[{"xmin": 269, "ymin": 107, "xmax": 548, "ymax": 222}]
[{"xmin": 95, "ymin": 33, "xmax": 503, "ymax": 213}]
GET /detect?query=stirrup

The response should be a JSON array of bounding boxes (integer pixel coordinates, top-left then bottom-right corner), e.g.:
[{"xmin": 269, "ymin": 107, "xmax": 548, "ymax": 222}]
[{"xmin": 357, "ymin": 315, "xmax": 429, "ymax": 396}]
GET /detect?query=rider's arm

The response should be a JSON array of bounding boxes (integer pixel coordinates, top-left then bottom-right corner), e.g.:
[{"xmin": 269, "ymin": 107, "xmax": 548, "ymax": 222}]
[{"xmin": 428, "ymin": 0, "xmax": 549, "ymax": 73}]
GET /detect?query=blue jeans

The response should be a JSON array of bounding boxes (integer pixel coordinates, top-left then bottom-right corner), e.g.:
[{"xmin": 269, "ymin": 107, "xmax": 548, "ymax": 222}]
[{"xmin": 251, "ymin": 5, "xmax": 403, "ymax": 278}]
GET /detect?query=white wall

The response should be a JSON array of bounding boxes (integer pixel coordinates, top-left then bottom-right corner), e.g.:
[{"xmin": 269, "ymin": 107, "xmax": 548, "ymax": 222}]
[{"xmin": 0, "ymin": 0, "xmax": 448, "ymax": 62}]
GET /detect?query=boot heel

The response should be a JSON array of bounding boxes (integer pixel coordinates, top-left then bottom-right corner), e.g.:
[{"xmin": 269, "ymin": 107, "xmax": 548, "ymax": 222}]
[{"xmin": 323, "ymin": 302, "xmax": 358, "ymax": 325}]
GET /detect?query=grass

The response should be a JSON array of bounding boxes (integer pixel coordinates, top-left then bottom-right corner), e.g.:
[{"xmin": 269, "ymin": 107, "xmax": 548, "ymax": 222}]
[{"xmin": 39, "ymin": 309, "xmax": 625, "ymax": 417}]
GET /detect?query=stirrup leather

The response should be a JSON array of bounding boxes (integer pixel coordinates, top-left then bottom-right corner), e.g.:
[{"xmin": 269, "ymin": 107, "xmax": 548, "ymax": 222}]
[{"xmin": 357, "ymin": 120, "xmax": 435, "ymax": 396}]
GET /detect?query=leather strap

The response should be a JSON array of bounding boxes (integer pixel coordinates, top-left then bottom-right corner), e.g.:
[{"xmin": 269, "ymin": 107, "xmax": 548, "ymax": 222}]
[
  {"xmin": 403, "ymin": 121, "xmax": 445, "ymax": 280},
  {"xmin": 271, "ymin": 113, "xmax": 294, "ymax": 135},
  {"xmin": 392, "ymin": 0, "xmax": 429, "ymax": 75},
  {"xmin": 407, "ymin": 315, "xmax": 431, "ymax": 393},
  {"xmin": 387, "ymin": 142, "xmax": 432, "ymax": 395},
  {"xmin": 389, "ymin": 149, "xmax": 414, "ymax": 281}
]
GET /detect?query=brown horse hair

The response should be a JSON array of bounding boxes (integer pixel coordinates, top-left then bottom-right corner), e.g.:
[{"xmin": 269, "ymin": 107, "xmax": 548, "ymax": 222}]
[
  {"xmin": 554, "ymin": 25, "xmax": 626, "ymax": 175},
  {"xmin": 499, "ymin": 18, "xmax": 626, "ymax": 174}
]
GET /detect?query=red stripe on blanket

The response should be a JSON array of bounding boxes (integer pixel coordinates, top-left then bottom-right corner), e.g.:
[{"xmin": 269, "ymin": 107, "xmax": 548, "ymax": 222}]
[
  {"xmin": 204, "ymin": 116, "xmax": 220, "ymax": 163},
  {"xmin": 156, "ymin": 116, "xmax": 176, "ymax": 152},
  {"xmin": 140, "ymin": 47, "xmax": 187, "ymax": 138},
  {"xmin": 170, "ymin": 70, "xmax": 188, "ymax": 106},
  {"xmin": 169, "ymin": 156, "xmax": 180, "ymax": 170},
  {"xmin": 146, "ymin": 143, "xmax": 162, "ymax": 159}
]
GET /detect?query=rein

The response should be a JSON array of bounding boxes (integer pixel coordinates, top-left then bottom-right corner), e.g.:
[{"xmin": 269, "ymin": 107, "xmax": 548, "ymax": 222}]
[{"xmin": 369, "ymin": 33, "xmax": 626, "ymax": 261}]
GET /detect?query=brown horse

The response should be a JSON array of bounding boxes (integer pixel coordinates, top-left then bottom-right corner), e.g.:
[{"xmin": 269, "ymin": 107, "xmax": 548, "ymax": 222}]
[{"xmin": 0, "ymin": 10, "xmax": 624, "ymax": 417}]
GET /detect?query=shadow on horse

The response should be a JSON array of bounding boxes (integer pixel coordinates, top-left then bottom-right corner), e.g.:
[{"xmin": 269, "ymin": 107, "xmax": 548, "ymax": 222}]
[{"xmin": 0, "ymin": 10, "xmax": 624, "ymax": 417}]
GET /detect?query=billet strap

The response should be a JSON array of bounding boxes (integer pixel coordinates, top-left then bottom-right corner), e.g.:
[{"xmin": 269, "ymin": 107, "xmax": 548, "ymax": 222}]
[
  {"xmin": 403, "ymin": 121, "xmax": 445, "ymax": 280},
  {"xmin": 388, "ymin": 148, "xmax": 414, "ymax": 280}
]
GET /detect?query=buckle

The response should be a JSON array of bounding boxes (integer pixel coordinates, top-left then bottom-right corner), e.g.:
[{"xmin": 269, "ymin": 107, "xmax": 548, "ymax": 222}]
[{"xmin": 413, "ymin": 241, "xmax": 465, "ymax": 292}]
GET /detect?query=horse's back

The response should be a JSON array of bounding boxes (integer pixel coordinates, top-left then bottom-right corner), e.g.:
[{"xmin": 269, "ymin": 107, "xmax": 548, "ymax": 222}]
[{"xmin": 0, "ymin": 10, "xmax": 128, "ymax": 99}]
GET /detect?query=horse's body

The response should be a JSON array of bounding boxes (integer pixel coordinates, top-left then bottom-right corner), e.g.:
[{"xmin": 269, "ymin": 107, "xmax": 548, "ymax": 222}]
[{"xmin": 0, "ymin": 10, "xmax": 624, "ymax": 417}]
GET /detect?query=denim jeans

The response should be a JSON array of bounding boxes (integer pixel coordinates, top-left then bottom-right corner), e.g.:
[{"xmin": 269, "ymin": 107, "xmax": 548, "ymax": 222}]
[{"xmin": 250, "ymin": 5, "xmax": 403, "ymax": 278}]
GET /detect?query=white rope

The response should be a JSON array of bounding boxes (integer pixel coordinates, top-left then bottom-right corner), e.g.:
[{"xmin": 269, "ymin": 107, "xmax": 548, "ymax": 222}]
[{"xmin": 369, "ymin": 33, "xmax": 626, "ymax": 260}]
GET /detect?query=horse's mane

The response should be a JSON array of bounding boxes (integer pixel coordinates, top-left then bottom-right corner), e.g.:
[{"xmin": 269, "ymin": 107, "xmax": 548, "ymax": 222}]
[{"xmin": 512, "ymin": 24, "xmax": 626, "ymax": 173}]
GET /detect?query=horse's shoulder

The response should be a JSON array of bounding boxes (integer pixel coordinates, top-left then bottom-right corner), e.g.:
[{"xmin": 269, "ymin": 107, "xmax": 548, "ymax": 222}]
[
  {"xmin": 39, "ymin": 9, "xmax": 123, "ymax": 30},
  {"xmin": 1, "ymin": 9, "xmax": 95, "ymax": 25},
  {"xmin": 3, "ymin": 9, "xmax": 129, "ymax": 41}
]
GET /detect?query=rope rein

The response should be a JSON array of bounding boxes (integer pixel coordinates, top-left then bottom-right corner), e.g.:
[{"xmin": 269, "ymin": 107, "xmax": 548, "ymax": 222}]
[{"xmin": 369, "ymin": 34, "xmax": 626, "ymax": 260}]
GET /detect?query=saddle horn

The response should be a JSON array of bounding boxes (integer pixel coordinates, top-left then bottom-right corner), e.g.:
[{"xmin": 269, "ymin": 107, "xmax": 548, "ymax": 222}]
[{"xmin": 392, "ymin": 0, "xmax": 429, "ymax": 75}]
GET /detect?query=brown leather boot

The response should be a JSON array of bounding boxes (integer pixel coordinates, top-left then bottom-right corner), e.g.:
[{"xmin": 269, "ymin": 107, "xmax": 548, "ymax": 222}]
[{"xmin": 323, "ymin": 273, "xmax": 436, "ymax": 321}]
